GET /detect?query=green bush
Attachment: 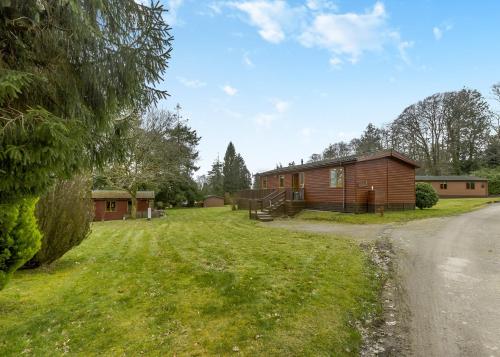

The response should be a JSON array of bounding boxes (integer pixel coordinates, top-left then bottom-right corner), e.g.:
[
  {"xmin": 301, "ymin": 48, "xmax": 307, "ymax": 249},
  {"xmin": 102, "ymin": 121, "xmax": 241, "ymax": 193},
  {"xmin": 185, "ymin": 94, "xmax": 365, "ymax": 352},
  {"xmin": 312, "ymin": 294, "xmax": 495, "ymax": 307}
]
[
  {"xmin": 24, "ymin": 176, "xmax": 94, "ymax": 268},
  {"xmin": 472, "ymin": 168, "xmax": 500, "ymax": 195},
  {"xmin": 415, "ymin": 182, "xmax": 439, "ymax": 209},
  {"xmin": 0, "ymin": 198, "xmax": 42, "ymax": 289}
]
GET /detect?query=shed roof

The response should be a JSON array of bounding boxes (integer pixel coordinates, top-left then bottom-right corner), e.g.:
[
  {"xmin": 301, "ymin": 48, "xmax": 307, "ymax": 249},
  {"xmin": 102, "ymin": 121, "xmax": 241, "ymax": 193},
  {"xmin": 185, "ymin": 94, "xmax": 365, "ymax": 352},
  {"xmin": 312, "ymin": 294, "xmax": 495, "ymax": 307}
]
[
  {"xmin": 204, "ymin": 195, "xmax": 224, "ymax": 200},
  {"xmin": 257, "ymin": 149, "xmax": 419, "ymax": 176},
  {"xmin": 91, "ymin": 190, "xmax": 155, "ymax": 199},
  {"xmin": 416, "ymin": 176, "xmax": 488, "ymax": 182}
]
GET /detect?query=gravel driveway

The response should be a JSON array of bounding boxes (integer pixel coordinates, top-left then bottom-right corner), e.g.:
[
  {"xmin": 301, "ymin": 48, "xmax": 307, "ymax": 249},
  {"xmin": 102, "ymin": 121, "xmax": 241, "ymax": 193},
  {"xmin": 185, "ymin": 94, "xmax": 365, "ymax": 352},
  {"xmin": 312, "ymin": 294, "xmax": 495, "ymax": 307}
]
[
  {"xmin": 264, "ymin": 203, "xmax": 500, "ymax": 356},
  {"xmin": 390, "ymin": 203, "xmax": 500, "ymax": 356}
]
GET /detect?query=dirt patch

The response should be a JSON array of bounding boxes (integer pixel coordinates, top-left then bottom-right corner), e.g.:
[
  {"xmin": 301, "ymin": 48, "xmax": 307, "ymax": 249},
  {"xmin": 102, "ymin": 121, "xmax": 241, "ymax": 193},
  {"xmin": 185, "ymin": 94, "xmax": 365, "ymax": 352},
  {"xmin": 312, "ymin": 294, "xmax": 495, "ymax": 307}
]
[{"xmin": 359, "ymin": 236, "xmax": 411, "ymax": 356}]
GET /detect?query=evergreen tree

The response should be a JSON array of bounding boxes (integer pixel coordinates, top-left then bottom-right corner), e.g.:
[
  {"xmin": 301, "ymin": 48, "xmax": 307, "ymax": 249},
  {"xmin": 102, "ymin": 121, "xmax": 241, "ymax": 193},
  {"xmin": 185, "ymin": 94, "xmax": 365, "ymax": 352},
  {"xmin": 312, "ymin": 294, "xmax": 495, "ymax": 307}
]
[
  {"xmin": 207, "ymin": 158, "xmax": 224, "ymax": 196},
  {"xmin": 236, "ymin": 154, "xmax": 252, "ymax": 190},
  {"xmin": 222, "ymin": 142, "xmax": 251, "ymax": 193},
  {"xmin": 0, "ymin": 1, "xmax": 172, "ymax": 287},
  {"xmin": 25, "ymin": 175, "xmax": 93, "ymax": 268},
  {"xmin": 223, "ymin": 142, "xmax": 239, "ymax": 193}
]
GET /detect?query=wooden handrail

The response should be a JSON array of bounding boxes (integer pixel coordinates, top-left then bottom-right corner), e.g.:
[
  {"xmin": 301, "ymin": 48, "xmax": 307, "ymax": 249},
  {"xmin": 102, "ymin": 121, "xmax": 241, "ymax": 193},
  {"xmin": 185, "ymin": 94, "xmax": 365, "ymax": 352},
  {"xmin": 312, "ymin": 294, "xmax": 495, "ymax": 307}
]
[
  {"xmin": 263, "ymin": 189, "xmax": 284, "ymax": 208},
  {"xmin": 268, "ymin": 190, "xmax": 285, "ymax": 208}
]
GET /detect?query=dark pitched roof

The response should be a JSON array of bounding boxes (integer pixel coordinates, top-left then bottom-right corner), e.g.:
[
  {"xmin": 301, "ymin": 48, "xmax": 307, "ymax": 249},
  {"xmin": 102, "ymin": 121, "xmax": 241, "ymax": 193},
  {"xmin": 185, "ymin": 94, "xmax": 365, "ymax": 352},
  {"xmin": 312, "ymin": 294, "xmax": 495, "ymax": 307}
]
[
  {"xmin": 91, "ymin": 190, "xmax": 155, "ymax": 199},
  {"xmin": 257, "ymin": 149, "xmax": 419, "ymax": 176},
  {"xmin": 416, "ymin": 176, "xmax": 488, "ymax": 182}
]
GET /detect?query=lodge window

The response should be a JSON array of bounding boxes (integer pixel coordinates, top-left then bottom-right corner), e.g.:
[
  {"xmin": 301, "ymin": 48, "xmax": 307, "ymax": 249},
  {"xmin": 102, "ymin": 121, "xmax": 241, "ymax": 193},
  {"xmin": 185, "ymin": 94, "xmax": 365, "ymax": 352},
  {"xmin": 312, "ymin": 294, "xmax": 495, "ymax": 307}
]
[
  {"xmin": 466, "ymin": 182, "xmax": 476, "ymax": 190},
  {"xmin": 330, "ymin": 168, "xmax": 344, "ymax": 188},
  {"xmin": 279, "ymin": 175, "xmax": 285, "ymax": 188},
  {"xmin": 262, "ymin": 177, "xmax": 268, "ymax": 189},
  {"xmin": 440, "ymin": 182, "xmax": 448, "ymax": 190},
  {"xmin": 299, "ymin": 172, "xmax": 305, "ymax": 188},
  {"xmin": 106, "ymin": 200, "xmax": 116, "ymax": 212}
]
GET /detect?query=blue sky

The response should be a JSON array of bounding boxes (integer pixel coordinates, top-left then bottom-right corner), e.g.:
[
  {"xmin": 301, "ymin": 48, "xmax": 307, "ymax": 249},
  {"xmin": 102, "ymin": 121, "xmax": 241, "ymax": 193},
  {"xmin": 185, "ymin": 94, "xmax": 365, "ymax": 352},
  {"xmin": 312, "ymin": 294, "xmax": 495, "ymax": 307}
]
[{"xmin": 156, "ymin": 0, "xmax": 500, "ymax": 175}]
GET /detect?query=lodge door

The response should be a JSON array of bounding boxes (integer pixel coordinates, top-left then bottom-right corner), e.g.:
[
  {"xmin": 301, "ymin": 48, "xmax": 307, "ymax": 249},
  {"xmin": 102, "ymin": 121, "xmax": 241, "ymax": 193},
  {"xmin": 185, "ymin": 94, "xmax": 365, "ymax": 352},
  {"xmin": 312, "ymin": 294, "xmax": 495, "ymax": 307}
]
[{"xmin": 292, "ymin": 173, "xmax": 299, "ymax": 190}]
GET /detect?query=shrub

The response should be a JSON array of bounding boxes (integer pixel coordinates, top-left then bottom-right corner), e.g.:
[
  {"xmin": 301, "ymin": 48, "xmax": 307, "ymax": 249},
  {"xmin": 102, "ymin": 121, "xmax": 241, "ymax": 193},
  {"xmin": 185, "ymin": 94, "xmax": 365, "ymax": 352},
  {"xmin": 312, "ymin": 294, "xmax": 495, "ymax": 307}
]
[
  {"xmin": 24, "ymin": 175, "xmax": 94, "ymax": 268},
  {"xmin": 472, "ymin": 168, "xmax": 500, "ymax": 195},
  {"xmin": 415, "ymin": 182, "xmax": 439, "ymax": 209},
  {"xmin": 0, "ymin": 198, "xmax": 42, "ymax": 289}
]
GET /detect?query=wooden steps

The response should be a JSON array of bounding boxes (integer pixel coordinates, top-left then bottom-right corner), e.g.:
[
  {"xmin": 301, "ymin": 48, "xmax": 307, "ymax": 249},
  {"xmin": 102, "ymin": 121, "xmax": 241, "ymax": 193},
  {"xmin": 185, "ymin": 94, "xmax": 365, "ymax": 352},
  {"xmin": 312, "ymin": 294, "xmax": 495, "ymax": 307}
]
[
  {"xmin": 248, "ymin": 190, "xmax": 304, "ymax": 221},
  {"xmin": 256, "ymin": 211, "xmax": 274, "ymax": 222}
]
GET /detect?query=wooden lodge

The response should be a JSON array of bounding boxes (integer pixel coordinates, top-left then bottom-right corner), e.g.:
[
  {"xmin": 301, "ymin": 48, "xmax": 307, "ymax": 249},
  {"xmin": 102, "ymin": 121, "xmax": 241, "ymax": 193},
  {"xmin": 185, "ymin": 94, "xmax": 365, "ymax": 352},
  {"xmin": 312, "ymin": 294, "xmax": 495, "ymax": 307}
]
[
  {"xmin": 203, "ymin": 195, "xmax": 225, "ymax": 207},
  {"xmin": 236, "ymin": 150, "xmax": 419, "ymax": 220},
  {"xmin": 416, "ymin": 176, "xmax": 488, "ymax": 198},
  {"xmin": 92, "ymin": 190, "xmax": 155, "ymax": 221}
]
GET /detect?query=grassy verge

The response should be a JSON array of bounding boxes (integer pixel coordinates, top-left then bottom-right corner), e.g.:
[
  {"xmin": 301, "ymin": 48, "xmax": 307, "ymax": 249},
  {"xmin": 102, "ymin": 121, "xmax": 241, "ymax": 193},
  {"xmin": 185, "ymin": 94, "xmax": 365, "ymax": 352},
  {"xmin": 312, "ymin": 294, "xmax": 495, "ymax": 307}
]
[
  {"xmin": 0, "ymin": 207, "xmax": 381, "ymax": 356},
  {"xmin": 296, "ymin": 198, "xmax": 499, "ymax": 224}
]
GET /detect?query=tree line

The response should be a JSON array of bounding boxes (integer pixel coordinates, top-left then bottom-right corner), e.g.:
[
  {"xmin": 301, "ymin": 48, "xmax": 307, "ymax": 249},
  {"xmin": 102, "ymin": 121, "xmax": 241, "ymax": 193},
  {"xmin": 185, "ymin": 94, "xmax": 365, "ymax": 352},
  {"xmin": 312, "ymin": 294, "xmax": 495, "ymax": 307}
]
[
  {"xmin": 197, "ymin": 142, "xmax": 252, "ymax": 197},
  {"xmin": 93, "ymin": 105, "xmax": 201, "ymax": 212},
  {"xmin": 310, "ymin": 85, "xmax": 500, "ymax": 177}
]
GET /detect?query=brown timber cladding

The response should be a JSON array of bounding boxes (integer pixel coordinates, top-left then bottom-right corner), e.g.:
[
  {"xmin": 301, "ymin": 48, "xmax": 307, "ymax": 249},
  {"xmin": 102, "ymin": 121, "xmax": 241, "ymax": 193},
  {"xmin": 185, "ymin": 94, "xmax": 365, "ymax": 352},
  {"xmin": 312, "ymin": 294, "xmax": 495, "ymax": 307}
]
[
  {"xmin": 419, "ymin": 180, "xmax": 488, "ymax": 198},
  {"xmin": 260, "ymin": 156, "xmax": 416, "ymax": 212}
]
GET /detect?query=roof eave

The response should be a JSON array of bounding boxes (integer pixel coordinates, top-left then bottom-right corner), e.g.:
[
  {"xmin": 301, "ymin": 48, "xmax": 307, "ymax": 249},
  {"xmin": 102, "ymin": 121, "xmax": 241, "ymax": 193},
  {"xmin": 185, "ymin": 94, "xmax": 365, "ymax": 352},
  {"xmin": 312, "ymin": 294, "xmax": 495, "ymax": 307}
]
[{"xmin": 258, "ymin": 158, "xmax": 357, "ymax": 176}]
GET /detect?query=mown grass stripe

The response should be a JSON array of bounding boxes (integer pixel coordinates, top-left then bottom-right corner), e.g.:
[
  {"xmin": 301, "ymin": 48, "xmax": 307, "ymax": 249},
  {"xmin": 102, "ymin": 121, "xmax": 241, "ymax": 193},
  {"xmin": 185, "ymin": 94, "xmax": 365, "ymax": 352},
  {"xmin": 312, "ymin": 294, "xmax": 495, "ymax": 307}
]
[{"xmin": 0, "ymin": 207, "xmax": 381, "ymax": 356}]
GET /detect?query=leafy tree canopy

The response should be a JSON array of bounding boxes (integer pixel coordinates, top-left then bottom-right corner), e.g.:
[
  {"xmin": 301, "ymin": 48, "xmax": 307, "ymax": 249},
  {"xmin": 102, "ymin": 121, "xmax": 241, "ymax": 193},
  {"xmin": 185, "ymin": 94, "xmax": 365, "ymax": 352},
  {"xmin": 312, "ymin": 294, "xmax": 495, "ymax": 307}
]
[{"xmin": 99, "ymin": 108, "xmax": 201, "ymax": 213}]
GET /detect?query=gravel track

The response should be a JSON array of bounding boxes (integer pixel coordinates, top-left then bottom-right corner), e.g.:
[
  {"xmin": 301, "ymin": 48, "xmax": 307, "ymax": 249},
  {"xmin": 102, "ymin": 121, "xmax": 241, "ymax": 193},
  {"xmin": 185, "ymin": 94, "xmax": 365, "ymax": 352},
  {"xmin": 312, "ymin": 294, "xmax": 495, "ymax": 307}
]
[{"xmin": 264, "ymin": 204, "xmax": 500, "ymax": 356}]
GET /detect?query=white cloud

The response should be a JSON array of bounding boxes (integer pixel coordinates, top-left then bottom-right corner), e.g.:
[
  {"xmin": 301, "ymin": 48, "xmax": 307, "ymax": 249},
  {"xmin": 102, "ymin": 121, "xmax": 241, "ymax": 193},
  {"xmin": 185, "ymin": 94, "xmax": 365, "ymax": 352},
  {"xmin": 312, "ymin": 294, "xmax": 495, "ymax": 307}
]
[
  {"xmin": 255, "ymin": 113, "xmax": 277, "ymax": 127},
  {"xmin": 306, "ymin": 0, "xmax": 338, "ymax": 12},
  {"xmin": 299, "ymin": 2, "xmax": 395, "ymax": 63},
  {"xmin": 433, "ymin": 27, "xmax": 443, "ymax": 40},
  {"xmin": 164, "ymin": 0, "xmax": 185, "ymax": 26},
  {"xmin": 254, "ymin": 98, "xmax": 290, "ymax": 127},
  {"xmin": 178, "ymin": 77, "xmax": 207, "ymax": 88},
  {"xmin": 222, "ymin": 84, "xmax": 238, "ymax": 96},
  {"xmin": 243, "ymin": 52, "xmax": 255, "ymax": 68},
  {"xmin": 208, "ymin": 2, "xmax": 223, "ymax": 15},
  {"xmin": 272, "ymin": 99, "xmax": 290, "ymax": 113},
  {"xmin": 225, "ymin": 1, "xmax": 411, "ymax": 66},
  {"xmin": 329, "ymin": 56, "xmax": 342, "ymax": 69},
  {"xmin": 433, "ymin": 23, "xmax": 453, "ymax": 40},
  {"xmin": 227, "ymin": 0, "xmax": 298, "ymax": 43},
  {"xmin": 223, "ymin": 0, "xmax": 413, "ymax": 68},
  {"xmin": 397, "ymin": 38, "xmax": 413, "ymax": 65}
]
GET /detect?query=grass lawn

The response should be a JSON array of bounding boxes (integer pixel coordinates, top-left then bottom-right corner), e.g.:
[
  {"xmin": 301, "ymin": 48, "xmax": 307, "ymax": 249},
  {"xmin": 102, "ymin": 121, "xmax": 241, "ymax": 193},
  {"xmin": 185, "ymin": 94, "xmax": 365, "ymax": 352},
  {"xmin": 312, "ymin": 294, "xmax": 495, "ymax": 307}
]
[
  {"xmin": 296, "ymin": 197, "xmax": 500, "ymax": 224},
  {"xmin": 0, "ymin": 208, "xmax": 381, "ymax": 356}
]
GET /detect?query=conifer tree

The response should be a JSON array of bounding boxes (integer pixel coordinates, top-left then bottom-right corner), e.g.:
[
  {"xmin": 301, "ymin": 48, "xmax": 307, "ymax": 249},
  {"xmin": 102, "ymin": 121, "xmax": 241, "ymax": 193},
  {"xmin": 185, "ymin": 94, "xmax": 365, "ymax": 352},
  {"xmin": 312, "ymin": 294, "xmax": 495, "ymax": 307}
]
[
  {"xmin": 0, "ymin": 1, "xmax": 172, "ymax": 288},
  {"xmin": 207, "ymin": 158, "xmax": 224, "ymax": 196},
  {"xmin": 236, "ymin": 154, "xmax": 252, "ymax": 190},
  {"xmin": 223, "ymin": 142, "xmax": 239, "ymax": 194}
]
